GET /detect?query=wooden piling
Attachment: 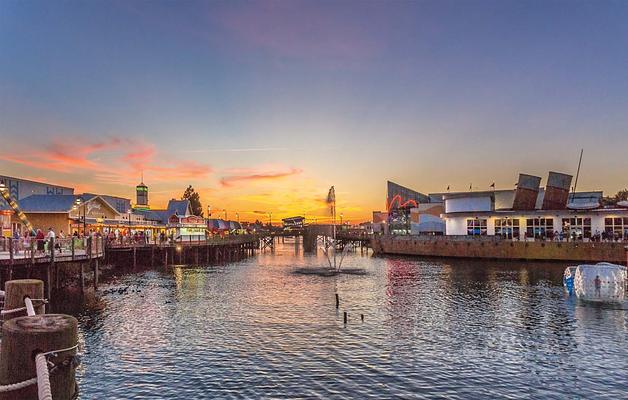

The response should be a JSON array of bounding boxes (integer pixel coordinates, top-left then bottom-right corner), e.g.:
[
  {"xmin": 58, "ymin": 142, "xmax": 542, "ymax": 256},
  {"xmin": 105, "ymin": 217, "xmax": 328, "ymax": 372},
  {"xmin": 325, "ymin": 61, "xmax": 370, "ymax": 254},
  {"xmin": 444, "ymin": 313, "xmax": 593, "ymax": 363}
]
[
  {"xmin": 8, "ymin": 238, "xmax": 14, "ymax": 282},
  {"xmin": 3, "ymin": 279, "xmax": 45, "ymax": 320},
  {"xmin": 0, "ymin": 314, "xmax": 79, "ymax": 400},
  {"xmin": 335, "ymin": 294, "xmax": 339, "ymax": 309},
  {"xmin": 93, "ymin": 259, "xmax": 99, "ymax": 290},
  {"xmin": 133, "ymin": 246, "xmax": 137, "ymax": 269},
  {"xmin": 343, "ymin": 311, "xmax": 348, "ymax": 324},
  {"xmin": 80, "ymin": 263, "xmax": 85, "ymax": 293}
]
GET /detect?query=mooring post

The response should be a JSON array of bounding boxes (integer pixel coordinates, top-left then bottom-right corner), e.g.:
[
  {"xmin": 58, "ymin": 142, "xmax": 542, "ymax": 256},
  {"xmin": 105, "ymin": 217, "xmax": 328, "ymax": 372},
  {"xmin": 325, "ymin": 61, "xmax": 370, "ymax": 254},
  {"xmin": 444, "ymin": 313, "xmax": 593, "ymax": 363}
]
[
  {"xmin": 335, "ymin": 293, "xmax": 339, "ymax": 309},
  {"xmin": 3, "ymin": 279, "xmax": 45, "ymax": 320},
  {"xmin": 343, "ymin": 311, "xmax": 348, "ymax": 324},
  {"xmin": 0, "ymin": 314, "xmax": 79, "ymax": 400}
]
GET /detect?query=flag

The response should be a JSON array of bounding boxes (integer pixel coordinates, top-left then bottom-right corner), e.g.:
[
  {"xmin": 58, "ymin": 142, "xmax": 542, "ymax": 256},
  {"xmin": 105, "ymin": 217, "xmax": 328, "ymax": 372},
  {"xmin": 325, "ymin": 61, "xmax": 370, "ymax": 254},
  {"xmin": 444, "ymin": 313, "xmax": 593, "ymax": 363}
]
[
  {"xmin": 490, "ymin": 182, "xmax": 495, "ymax": 189},
  {"xmin": 469, "ymin": 183, "xmax": 472, "ymax": 191},
  {"xmin": 326, "ymin": 186, "xmax": 335, "ymax": 215},
  {"xmin": 446, "ymin": 185, "xmax": 450, "ymax": 192}
]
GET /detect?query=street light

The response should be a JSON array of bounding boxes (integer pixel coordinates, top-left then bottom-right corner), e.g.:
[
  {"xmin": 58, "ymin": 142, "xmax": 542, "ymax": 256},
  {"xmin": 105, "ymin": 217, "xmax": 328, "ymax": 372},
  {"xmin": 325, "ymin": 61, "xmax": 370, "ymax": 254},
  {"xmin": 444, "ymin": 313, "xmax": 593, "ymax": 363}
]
[
  {"xmin": 75, "ymin": 198, "xmax": 85, "ymax": 235},
  {"xmin": 340, "ymin": 213, "xmax": 344, "ymax": 226},
  {"xmin": 236, "ymin": 212, "xmax": 240, "ymax": 223},
  {"xmin": 207, "ymin": 205, "xmax": 212, "ymax": 217}
]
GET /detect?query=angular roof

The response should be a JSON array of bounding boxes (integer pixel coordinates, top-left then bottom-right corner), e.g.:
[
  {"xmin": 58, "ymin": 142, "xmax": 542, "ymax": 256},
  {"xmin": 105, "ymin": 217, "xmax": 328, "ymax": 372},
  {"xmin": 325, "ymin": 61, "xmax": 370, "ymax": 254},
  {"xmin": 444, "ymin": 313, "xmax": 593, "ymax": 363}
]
[
  {"xmin": 167, "ymin": 199, "xmax": 191, "ymax": 216},
  {"xmin": 18, "ymin": 195, "xmax": 79, "ymax": 212}
]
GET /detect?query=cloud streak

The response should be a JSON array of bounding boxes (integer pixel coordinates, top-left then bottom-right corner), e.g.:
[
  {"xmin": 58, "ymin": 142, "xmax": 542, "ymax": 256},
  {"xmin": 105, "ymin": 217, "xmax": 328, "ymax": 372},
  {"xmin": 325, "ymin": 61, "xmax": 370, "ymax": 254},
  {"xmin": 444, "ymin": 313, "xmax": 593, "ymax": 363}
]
[{"xmin": 220, "ymin": 166, "xmax": 302, "ymax": 188}]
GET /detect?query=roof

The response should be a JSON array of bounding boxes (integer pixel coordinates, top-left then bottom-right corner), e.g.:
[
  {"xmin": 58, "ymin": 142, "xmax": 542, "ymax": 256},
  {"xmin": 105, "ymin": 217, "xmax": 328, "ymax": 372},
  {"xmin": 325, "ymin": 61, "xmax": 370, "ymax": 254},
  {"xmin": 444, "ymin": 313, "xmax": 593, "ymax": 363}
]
[
  {"xmin": 18, "ymin": 195, "xmax": 79, "ymax": 212},
  {"xmin": 167, "ymin": 200, "xmax": 190, "ymax": 216}
]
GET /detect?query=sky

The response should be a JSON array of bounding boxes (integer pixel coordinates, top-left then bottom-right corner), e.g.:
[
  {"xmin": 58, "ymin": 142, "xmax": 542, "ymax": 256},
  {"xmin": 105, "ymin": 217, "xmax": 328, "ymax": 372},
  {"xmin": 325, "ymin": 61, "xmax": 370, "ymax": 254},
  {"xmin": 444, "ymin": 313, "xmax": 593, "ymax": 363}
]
[{"xmin": 1, "ymin": 0, "xmax": 628, "ymax": 223}]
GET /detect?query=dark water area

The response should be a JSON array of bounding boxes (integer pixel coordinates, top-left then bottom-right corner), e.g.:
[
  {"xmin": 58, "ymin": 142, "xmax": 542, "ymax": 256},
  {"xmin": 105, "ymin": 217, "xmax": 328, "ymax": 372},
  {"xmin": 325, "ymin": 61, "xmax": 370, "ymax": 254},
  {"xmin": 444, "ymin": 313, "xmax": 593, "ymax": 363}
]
[{"xmin": 64, "ymin": 243, "xmax": 627, "ymax": 399}]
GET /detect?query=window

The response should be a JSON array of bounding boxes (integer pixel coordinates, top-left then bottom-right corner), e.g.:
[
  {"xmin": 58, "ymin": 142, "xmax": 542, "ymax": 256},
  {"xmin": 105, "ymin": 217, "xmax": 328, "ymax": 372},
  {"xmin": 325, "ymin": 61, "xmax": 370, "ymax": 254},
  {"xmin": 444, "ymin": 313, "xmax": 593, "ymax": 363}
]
[
  {"xmin": 604, "ymin": 217, "xmax": 628, "ymax": 240},
  {"xmin": 495, "ymin": 218, "xmax": 520, "ymax": 239},
  {"xmin": 562, "ymin": 217, "xmax": 592, "ymax": 239},
  {"xmin": 526, "ymin": 218, "xmax": 554, "ymax": 239},
  {"xmin": 467, "ymin": 219, "xmax": 487, "ymax": 236}
]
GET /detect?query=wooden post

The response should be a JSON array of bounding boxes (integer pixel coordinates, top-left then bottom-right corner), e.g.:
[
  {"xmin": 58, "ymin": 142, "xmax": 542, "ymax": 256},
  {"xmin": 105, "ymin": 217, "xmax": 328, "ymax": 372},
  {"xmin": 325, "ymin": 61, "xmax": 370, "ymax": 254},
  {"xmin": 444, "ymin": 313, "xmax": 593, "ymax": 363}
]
[
  {"xmin": 335, "ymin": 294, "xmax": 339, "ymax": 309},
  {"xmin": 47, "ymin": 237, "xmax": 54, "ymax": 302},
  {"xmin": 151, "ymin": 245, "xmax": 154, "ymax": 268},
  {"xmin": 0, "ymin": 314, "xmax": 78, "ymax": 400},
  {"xmin": 80, "ymin": 263, "xmax": 85, "ymax": 293},
  {"xmin": 71, "ymin": 237, "xmax": 75, "ymax": 261},
  {"xmin": 133, "ymin": 246, "xmax": 137, "ymax": 269},
  {"xmin": 164, "ymin": 248, "xmax": 168, "ymax": 267},
  {"xmin": 343, "ymin": 311, "xmax": 348, "ymax": 324},
  {"xmin": 93, "ymin": 259, "xmax": 99, "ymax": 290},
  {"xmin": 28, "ymin": 240, "xmax": 34, "ymax": 279},
  {"xmin": 3, "ymin": 279, "xmax": 45, "ymax": 320},
  {"xmin": 8, "ymin": 238, "xmax": 13, "ymax": 282}
]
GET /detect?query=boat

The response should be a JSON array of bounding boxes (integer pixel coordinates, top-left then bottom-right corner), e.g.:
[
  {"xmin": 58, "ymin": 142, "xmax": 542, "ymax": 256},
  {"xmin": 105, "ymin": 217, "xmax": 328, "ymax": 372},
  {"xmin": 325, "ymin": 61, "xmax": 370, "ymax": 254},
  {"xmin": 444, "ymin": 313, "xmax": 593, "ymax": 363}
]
[
  {"xmin": 617, "ymin": 200, "xmax": 628, "ymax": 208},
  {"xmin": 564, "ymin": 263, "xmax": 627, "ymax": 303}
]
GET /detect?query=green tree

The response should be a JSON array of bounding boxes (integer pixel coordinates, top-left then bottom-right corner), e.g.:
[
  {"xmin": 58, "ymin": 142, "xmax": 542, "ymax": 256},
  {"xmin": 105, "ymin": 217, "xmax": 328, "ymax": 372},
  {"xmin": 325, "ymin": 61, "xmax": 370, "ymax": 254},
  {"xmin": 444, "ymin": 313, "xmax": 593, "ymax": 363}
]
[
  {"xmin": 615, "ymin": 189, "xmax": 628, "ymax": 202},
  {"xmin": 182, "ymin": 185, "xmax": 203, "ymax": 217}
]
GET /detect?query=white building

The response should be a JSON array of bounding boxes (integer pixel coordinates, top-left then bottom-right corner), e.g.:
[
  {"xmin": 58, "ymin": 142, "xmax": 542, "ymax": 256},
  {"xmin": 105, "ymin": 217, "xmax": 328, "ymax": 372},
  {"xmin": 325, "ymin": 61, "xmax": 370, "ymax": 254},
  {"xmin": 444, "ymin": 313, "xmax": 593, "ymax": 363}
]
[{"xmin": 442, "ymin": 191, "xmax": 628, "ymax": 240}]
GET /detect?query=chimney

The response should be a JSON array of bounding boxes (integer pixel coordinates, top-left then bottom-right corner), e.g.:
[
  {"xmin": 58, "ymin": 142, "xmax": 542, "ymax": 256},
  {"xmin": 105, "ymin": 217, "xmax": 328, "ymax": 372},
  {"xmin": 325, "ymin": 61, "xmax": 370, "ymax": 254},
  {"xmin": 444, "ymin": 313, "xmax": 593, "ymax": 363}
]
[
  {"xmin": 542, "ymin": 171, "xmax": 572, "ymax": 210},
  {"xmin": 512, "ymin": 174, "xmax": 541, "ymax": 210}
]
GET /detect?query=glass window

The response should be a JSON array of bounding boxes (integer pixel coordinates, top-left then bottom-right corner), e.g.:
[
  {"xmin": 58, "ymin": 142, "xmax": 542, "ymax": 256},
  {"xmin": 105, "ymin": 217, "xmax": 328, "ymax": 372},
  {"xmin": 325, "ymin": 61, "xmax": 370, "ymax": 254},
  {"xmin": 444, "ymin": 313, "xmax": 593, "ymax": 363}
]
[
  {"xmin": 495, "ymin": 218, "xmax": 520, "ymax": 239},
  {"xmin": 466, "ymin": 219, "xmax": 488, "ymax": 236},
  {"xmin": 604, "ymin": 216, "xmax": 628, "ymax": 240},
  {"xmin": 527, "ymin": 218, "xmax": 555, "ymax": 239}
]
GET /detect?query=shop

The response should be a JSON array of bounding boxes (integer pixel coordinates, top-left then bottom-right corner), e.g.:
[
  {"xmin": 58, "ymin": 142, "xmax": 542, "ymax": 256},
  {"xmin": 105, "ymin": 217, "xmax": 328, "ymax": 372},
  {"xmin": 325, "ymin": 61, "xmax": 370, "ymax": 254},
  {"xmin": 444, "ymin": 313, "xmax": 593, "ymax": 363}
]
[{"xmin": 168, "ymin": 215, "xmax": 207, "ymax": 241}]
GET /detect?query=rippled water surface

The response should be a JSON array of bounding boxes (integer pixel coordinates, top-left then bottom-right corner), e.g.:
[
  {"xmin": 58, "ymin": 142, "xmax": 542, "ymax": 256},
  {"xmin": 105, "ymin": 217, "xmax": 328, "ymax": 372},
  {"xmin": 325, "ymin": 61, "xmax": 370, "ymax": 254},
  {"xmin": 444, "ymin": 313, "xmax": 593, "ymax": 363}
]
[{"xmin": 70, "ymin": 243, "xmax": 627, "ymax": 399}]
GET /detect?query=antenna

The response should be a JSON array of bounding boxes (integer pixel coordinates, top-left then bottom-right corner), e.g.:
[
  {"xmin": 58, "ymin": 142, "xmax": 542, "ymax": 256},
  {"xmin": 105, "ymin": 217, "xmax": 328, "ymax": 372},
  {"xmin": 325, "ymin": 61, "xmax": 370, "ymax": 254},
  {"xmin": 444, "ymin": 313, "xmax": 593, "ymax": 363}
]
[{"xmin": 572, "ymin": 149, "xmax": 583, "ymax": 195}]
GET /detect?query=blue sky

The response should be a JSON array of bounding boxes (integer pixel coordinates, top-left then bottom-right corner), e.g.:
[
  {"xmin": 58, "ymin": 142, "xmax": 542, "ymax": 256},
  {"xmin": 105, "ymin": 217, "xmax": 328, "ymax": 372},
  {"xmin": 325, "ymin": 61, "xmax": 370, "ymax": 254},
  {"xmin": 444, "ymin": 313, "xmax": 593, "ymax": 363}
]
[{"xmin": 1, "ymin": 0, "xmax": 627, "ymax": 220}]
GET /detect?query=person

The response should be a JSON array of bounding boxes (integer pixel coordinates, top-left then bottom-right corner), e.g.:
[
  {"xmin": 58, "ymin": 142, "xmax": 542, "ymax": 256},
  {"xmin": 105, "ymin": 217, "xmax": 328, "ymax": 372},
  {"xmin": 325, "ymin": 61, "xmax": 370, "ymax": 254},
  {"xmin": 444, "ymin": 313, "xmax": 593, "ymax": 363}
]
[
  {"xmin": 594, "ymin": 275, "xmax": 602, "ymax": 297},
  {"xmin": 22, "ymin": 231, "xmax": 30, "ymax": 257},
  {"xmin": 47, "ymin": 227, "xmax": 56, "ymax": 254},
  {"xmin": 35, "ymin": 229, "xmax": 45, "ymax": 255}
]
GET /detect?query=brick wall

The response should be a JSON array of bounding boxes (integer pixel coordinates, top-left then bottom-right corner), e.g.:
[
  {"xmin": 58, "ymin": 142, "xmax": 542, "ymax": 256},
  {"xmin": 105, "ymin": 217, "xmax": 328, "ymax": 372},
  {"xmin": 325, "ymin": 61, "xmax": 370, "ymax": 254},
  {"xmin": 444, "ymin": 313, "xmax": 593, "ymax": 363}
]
[{"xmin": 372, "ymin": 235, "xmax": 627, "ymax": 264}]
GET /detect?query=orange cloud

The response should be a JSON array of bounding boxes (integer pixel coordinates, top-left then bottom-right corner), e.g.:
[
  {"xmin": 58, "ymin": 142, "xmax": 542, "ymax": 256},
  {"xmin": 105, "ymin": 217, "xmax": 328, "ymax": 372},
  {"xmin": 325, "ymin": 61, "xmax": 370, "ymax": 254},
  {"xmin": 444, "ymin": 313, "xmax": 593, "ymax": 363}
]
[{"xmin": 220, "ymin": 166, "xmax": 302, "ymax": 187}]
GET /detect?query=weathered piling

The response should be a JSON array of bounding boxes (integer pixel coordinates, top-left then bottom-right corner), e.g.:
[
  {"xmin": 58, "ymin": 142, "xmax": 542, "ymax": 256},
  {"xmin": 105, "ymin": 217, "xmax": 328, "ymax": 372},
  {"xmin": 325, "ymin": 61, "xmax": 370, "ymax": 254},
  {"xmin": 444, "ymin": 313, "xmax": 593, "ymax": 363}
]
[
  {"xmin": 3, "ymin": 279, "xmax": 45, "ymax": 320},
  {"xmin": 343, "ymin": 311, "xmax": 348, "ymax": 324},
  {"xmin": 335, "ymin": 294, "xmax": 339, "ymax": 309},
  {"xmin": 0, "ymin": 314, "xmax": 79, "ymax": 400}
]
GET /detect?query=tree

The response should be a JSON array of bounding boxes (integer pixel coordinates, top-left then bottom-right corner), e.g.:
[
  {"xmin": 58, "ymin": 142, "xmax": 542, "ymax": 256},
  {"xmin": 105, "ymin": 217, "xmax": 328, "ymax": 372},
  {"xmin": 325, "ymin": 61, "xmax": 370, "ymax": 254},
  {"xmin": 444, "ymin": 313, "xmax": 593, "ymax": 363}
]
[
  {"xmin": 182, "ymin": 185, "xmax": 203, "ymax": 217},
  {"xmin": 601, "ymin": 189, "xmax": 628, "ymax": 206}
]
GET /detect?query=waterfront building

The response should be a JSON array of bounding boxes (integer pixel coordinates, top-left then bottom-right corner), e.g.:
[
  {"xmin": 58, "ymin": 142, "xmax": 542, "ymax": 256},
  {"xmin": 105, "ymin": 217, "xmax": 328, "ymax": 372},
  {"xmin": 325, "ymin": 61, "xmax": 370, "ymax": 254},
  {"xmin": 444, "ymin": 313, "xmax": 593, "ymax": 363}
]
[
  {"xmin": 379, "ymin": 171, "xmax": 628, "ymax": 241},
  {"xmin": 168, "ymin": 214, "xmax": 206, "ymax": 241},
  {"xmin": 0, "ymin": 175, "xmax": 74, "ymax": 236}
]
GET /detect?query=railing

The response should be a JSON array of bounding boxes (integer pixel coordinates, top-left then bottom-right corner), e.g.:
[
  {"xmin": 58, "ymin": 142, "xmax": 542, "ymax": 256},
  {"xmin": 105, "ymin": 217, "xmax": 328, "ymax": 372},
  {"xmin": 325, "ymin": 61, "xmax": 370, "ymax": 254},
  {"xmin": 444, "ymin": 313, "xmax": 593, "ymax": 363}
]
[
  {"xmin": 0, "ymin": 236, "xmax": 105, "ymax": 262},
  {"xmin": 105, "ymin": 234, "xmax": 259, "ymax": 248}
]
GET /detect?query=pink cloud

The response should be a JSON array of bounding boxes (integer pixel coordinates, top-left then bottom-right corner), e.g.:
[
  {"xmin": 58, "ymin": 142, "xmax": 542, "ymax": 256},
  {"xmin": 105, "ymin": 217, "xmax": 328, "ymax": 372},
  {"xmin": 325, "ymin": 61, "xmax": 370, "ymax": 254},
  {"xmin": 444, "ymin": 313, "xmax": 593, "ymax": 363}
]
[
  {"xmin": 220, "ymin": 165, "xmax": 302, "ymax": 188},
  {"xmin": 0, "ymin": 136, "xmax": 212, "ymax": 186}
]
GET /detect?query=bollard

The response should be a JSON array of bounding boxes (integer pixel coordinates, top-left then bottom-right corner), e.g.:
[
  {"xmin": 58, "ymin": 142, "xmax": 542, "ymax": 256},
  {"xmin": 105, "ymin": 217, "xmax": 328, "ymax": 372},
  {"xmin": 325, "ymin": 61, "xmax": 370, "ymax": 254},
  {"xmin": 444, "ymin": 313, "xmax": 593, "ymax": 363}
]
[
  {"xmin": 0, "ymin": 314, "xmax": 78, "ymax": 400},
  {"xmin": 335, "ymin": 294, "xmax": 339, "ymax": 309},
  {"xmin": 343, "ymin": 311, "xmax": 347, "ymax": 324},
  {"xmin": 361, "ymin": 314, "xmax": 364, "ymax": 322},
  {"xmin": 3, "ymin": 280, "xmax": 45, "ymax": 321}
]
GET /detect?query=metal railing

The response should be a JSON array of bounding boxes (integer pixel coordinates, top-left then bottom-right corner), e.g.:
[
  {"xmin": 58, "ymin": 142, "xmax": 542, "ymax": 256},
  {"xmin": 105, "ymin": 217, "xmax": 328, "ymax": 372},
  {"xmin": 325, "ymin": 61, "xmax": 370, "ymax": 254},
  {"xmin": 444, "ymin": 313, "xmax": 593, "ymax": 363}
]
[{"xmin": 0, "ymin": 236, "xmax": 105, "ymax": 262}]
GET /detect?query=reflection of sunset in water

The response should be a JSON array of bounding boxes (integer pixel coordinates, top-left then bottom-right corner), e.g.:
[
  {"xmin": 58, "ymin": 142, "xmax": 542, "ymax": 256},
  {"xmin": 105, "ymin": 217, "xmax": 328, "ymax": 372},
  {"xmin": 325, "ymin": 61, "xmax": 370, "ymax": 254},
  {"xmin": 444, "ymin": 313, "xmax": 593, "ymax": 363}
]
[{"xmin": 72, "ymin": 244, "xmax": 627, "ymax": 398}]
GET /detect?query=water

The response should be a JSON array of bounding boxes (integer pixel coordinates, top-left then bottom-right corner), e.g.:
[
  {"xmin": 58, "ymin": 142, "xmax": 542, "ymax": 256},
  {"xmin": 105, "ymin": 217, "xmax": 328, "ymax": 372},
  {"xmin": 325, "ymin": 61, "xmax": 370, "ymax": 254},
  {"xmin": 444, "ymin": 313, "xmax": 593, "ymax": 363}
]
[{"xmin": 70, "ymin": 243, "xmax": 628, "ymax": 399}]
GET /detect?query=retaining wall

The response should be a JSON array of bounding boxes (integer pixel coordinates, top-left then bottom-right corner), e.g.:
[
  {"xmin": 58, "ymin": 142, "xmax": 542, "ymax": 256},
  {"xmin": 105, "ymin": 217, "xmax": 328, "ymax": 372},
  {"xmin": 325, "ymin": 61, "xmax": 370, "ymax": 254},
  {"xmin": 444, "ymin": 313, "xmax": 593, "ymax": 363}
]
[{"xmin": 372, "ymin": 235, "xmax": 627, "ymax": 264}]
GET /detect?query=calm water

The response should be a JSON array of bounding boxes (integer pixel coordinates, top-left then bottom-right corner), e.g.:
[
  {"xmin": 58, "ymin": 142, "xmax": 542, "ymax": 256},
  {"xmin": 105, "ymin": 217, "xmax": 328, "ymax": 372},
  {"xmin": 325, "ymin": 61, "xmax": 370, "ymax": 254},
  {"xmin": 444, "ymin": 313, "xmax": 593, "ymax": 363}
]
[{"xmin": 70, "ymin": 242, "xmax": 627, "ymax": 399}]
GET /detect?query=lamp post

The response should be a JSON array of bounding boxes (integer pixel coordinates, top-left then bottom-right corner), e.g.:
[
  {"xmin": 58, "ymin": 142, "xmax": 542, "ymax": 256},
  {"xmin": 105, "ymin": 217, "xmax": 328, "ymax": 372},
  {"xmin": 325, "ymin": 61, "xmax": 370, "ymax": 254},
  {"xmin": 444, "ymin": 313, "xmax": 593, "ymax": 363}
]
[
  {"xmin": 340, "ymin": 213, "xmax": 344, "ymax": 226},
  {"xmin": 127, "ymin": 209, "xmax": 132, "ymax": 240},
  {"xmin": 75, "ymin": 198, "xmax": 85, "ymax": 235},
  {"xmin": 268, "ymin": 212, "xmax": 272, "ymax": 230},
  {"xmin": 207, "ymin": 205, "xmax": 211, "ymax": 217},
  {"xmin": 236, "ymin": 212, "xmax": 240, "ymax": 223}
]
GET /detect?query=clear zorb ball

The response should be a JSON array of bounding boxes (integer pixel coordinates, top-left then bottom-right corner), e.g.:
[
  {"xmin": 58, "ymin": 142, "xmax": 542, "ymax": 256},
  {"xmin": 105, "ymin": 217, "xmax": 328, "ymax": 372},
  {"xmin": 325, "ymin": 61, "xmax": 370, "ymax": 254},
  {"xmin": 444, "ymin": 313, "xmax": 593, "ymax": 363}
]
[{"xmin": 574, "ymin": 263, "xmax": 627, "ymax": 302}]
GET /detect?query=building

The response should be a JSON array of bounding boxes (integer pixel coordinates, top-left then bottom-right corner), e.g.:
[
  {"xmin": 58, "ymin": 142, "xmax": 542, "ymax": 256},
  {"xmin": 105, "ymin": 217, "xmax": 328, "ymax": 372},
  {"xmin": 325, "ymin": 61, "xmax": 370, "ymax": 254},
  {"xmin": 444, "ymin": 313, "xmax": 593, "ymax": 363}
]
[
  {"xmin": 282, "ymin": 216, "xmax": 305, "ymax": 229},
  {"xmin": 441, "ymin": 172, "xmax": 628, "ymax": 240},
  {"xmin": 0, "ymin": 175, "xmax": 74, "ymax": 236},
  {"xmin": 386, "ymin": 181, "xmax": 430, "ymax": 234},
  {"xmin": 135, "ymin": 179, "xmax": 149, "ymax": 210}
]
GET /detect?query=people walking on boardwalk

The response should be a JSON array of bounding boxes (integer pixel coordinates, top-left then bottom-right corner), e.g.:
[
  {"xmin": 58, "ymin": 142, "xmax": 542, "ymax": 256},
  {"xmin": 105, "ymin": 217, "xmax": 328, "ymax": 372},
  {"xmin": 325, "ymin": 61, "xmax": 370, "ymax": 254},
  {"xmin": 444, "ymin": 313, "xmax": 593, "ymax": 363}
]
[
  {"xmin": 22, "ymin": 231, "xmax": 30, "ymax": 256},
  {"xmin": 35, "ymin": 229, "xmax": 45, "ymax": 254}
]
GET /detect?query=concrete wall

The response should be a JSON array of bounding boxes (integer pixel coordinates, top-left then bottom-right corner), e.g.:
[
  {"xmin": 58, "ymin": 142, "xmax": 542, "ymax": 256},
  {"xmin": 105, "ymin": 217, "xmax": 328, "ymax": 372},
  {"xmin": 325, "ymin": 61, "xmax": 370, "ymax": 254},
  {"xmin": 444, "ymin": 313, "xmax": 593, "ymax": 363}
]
[
  {"xmin": 372, "ymin": 235, "xmax": 627, "ymax": 263},
  {"xmin": 445, "ymin": 196, "xmax": 492, "ymax": 213}
]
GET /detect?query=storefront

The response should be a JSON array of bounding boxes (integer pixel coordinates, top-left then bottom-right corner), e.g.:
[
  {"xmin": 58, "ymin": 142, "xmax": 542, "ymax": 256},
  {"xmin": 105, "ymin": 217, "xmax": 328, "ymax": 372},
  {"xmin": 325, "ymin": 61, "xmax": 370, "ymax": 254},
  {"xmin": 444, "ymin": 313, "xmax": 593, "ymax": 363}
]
[{"xmin": 168, "ymin": 215, "xmax": 207, "ymax": 241}]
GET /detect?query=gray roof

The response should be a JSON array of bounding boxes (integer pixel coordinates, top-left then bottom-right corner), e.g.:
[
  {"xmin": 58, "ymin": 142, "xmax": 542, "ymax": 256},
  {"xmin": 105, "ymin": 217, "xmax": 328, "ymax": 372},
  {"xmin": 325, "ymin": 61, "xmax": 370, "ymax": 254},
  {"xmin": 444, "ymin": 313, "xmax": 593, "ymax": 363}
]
[
  {"xmin": 18, "ymin": 195, "xmax": 79, "ymax": 212},
  {"xmin": 167, "ymin": 200, "xmax": 190, "ymax": 216}
]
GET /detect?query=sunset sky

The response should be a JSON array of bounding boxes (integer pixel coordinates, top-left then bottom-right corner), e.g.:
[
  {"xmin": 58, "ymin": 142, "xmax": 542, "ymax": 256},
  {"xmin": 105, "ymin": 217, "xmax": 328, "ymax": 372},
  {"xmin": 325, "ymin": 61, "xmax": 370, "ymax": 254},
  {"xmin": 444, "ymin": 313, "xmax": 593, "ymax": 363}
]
[{"xmin": 1, "ymin": 0, "xmax": 628, "ymax": 222}]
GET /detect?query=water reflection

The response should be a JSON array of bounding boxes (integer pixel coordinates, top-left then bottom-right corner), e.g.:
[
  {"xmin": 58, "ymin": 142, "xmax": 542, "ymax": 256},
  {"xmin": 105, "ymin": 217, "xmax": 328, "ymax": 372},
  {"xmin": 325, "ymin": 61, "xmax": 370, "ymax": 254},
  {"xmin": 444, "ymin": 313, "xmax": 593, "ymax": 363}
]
[{"xmin": 71, "ymin": 244, "xmax": 627, "ymax": 399}]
